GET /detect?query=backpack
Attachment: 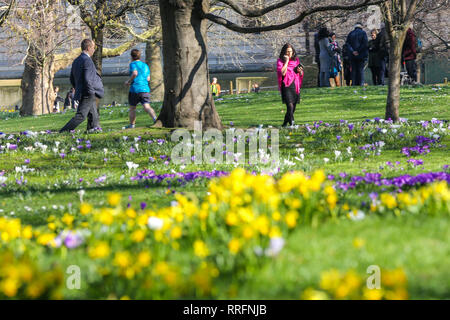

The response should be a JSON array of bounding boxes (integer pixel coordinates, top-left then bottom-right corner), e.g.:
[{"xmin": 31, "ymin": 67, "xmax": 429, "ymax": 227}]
[{"xmin": 416, "ymin": 37, "xmax": 423, "ymax": 53}]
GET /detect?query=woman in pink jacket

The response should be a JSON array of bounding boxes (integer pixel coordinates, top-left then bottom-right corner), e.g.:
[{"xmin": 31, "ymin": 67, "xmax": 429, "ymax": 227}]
[{"xmin": 277, "ymin": 43, "xmax": 304, "ymax": 127}]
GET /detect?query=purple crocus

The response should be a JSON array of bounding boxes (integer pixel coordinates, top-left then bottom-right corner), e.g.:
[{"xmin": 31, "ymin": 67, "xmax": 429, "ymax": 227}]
[
  {"xmin": 140, "ymin": 202, "xmax": 147, "ymax": 210},
  {"xmin": 64, "ymin": 231, "xmax": 84, "ymax": 249},
  {"xmin": 407, "ymin": 159, "xmax": 424, "ymax": 167},
  {"xmin": 95, "ymin": 175, "xmax": 107, "ymax": 184}
]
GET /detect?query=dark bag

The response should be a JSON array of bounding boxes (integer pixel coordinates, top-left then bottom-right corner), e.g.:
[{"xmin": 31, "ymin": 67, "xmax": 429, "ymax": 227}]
[{"xmin": 294, "ymin": 62, "xmax": 304, "ymax": 74}]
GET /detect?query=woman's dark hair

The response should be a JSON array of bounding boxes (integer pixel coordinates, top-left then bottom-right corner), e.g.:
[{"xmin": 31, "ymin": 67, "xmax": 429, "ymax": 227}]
[
  {"xmin": 329, "ymin": 32, "xmax": 336, "ymax": 38},
  {"xmin": 318, "ymin": 27, "xmax": 329, "ymax": 40},
  {"xmin": 279, "ymin": 43, "xmax": 297, "ymax": 60}
]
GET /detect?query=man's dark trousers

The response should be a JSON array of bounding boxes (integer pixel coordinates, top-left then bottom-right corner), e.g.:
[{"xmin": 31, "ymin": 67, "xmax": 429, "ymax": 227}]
[
  {"xmin": 405, "ymin": 60, "xmax": 417, "ymax": 82},
  {"xmin": 351, "ymin": 59, "xmax": 365, "ymax": 86},
  {"xmin": 316, "ymin": 60, "xmax": 321, "ymax": 87},
  {"xmin": 59, "ymin": 95, "xmax": 99, "ymax": 132},
  {"xmin": 379, "ymin": 57, "xmax": 387, "ymax": 85}
]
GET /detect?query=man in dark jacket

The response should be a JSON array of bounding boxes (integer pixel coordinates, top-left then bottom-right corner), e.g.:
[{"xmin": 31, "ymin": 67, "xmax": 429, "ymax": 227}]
[
  {"xmin": 314, "ymin": 31, "xmax": 320, "ymax": 87},
  {"xmin": 402, "ymin": 27, "xmax": 417, "ymax": 83},
  {"xmin": 60, "ymin": 39, "xmax": 104, "ymax": 133},
  {"xmin": 345, "ymin": 22, "xmax": 369, "ymax": 86},
  {"xmin": 368, "ymin": 29, "xmax": 381, "ymax": 85},
  {"xmin": 378, "ymin": 23, "xmax": 389, "ymax": 85}
]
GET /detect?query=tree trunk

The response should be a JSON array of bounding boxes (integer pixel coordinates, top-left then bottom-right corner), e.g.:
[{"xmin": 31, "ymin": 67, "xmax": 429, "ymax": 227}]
[
  {"xmin": 385, "ymin": 37, "xmax": 402, "ymax": 122},
  {"xmin": 91, "ymin": 27, "xmax": 104, "ymax": 75},
  {"xmin": 20, "ymin": 49, "xmax": 55, "ymax": 116},
  {"xmin": 146, "ymin": 40, "xmax": 164, "ymax": 102},
  {"xmin": 156, "ymin": 0, "xmax": 222, "ymax": 130},
  {"xmin": 416, "ymin": 53, "xmax": 422, "ymax": 84},
  {"xmin": 303, "ymin": 20, "xmax": 311, "ymax": 55}
]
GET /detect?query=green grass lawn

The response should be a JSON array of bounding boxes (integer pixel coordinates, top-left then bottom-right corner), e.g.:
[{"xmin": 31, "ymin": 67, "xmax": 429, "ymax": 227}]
[{"xmin": 0, "ymin": 85, "xmax": 449, "ymax": 299}]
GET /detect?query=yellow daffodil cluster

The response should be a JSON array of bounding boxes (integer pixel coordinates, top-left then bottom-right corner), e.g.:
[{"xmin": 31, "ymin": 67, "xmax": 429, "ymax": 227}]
[
  {"xmin": 0, "ymin": 250, "xmax": 63, "ymax": 299},
  {"xmin": 378, "ymin": 181, "xmax": 450, "ymax": 214},
  {"xmin": 0, "ymin": 217, "xmax": 33, "ymax": 242},
  {"xmin": 0, "ymin": 170, "xmax": 447, "ymax": 299},
  {"xmin": 301, "ymin": 268, "xmax": 408, "ymax": 300}
]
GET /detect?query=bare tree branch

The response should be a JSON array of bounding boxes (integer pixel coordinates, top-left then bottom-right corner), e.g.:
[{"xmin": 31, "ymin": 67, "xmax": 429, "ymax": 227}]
[
  {"xmin": 0, "ymin": 0, "xmax": 15, "ymax": 26},
  {"xmin": 204, "ymin": 0, "xmax": 387, "ymax": 33},
  {"xmin": 217, "ymin": 0, "xmax": 296, "ymax": 17}
]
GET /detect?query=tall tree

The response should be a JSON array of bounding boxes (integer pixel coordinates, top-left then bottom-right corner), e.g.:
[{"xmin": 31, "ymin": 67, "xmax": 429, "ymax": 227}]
[
  {"xmin": 0, "ymin": 0, "xmax": 14, "ymax": 25},
  {"xmin": 156, "ymin": 0, "xmax": 385, "ymax": 130},
  {"xmin": 146, "ymin": 5, "xmax": 164, "ymax": 102},
  {"xmin": 6, "ymin": 0, "xmax": 80, "ymax": 115},
  {"xmin": 66, "ymin": 0, "xmax": 149, "ymax": 75},
  {"xmin": 4, "ymin": 0, "xmax": 159, "ymax": 115},
  {"xmin": 380, "ymin": 0, "xmax": 421, "ymax": 121}
]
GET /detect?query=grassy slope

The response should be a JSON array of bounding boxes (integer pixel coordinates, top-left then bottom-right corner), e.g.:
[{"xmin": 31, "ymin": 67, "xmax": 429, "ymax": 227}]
[{"xmin": 1, "ymin": 85, "xmax": 449, "ymax": 298}]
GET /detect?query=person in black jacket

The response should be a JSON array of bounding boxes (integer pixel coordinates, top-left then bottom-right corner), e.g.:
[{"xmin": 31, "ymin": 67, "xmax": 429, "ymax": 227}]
[
  {"xmin": 342, "ymin": 44, "xmax": 352, "ymax": 86},
  {"xmin": 378, "ymin": 23, "xmax": 389, "ymax": 85},
  {"xmin": 64, "ymin": 88, "xmax": 75, "ymax": 110},
  {"xmin": 345, "ymin": 22, "xmax": 369, "ymax": 86},
  {"xmin": 53, "ymin": 86, "xmax": 64, "ymax": 112},
  {"xmin": 60, "ymin": 39, "xmax": 104, "ymax": 133},
  {"xmin": 314, "ymin": 31, "xmax": 321, "ymax": 87},
  {"xmin": 368, "ymin": 29, "xmax": 382, "ymax": 85}
]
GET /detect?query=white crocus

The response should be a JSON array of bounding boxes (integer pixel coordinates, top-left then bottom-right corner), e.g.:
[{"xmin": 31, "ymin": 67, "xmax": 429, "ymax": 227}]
[
  {"xmin": 78, "ymin": 189, "xmax": 85, "ymax": 203},
  {"xmin": 126, "ymin": 161, "xmax": 139, "ymax": 171},
  {"xmin": 346, "ymin": 146, "xmax": 352, "ymax": 155},
  {"xmin": 348, "ymin": 210, "xmax": 365, "ymax": 221},
  {"xmin": 334, "ymin": 150, "xmax": 341, "ymax": 160},
  {"xmin": 265, "ymin": 237, "xmax": 285, "ymax": 257},
  {"xmin": 147, "ymin": 216, "xmax": 164, "ymax": 230}
]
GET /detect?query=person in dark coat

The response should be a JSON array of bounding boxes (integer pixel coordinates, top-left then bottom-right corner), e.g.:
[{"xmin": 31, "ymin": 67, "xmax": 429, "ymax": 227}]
[
  {"xmin": 368, "ymin": 29, "xmax": 382, "ymax": 85},
  {"xmin": 60, "ymin": 39, "xmax": 104, "ymax": 133},
  {"xmin": 314, "ymin": 31, "xmax": 321, "ymax": 87},
  {"xmin": 329, "ymin": 32, "xmax": 342, "ymax": 87},
  {"xmin": 318, "ymin": 27, "xmax": 334, "ymax": 87},
  {"xmin": 345, "ymin": 22, "xmax": 369, "ymax": 86},
  {"xmin": 64, "ymin": 88, "xmax": 75, "ymax": 110},
  {"xmin": 378, "ymin": 23, "xmax": 389, "ymax": 85},
  {"xmin": 342, "ymin": 44, "xmax": 352, "ymax": 86},
  {"xmin": 402, "ymin": 27, "xmax": 417, "ymax": 83}
]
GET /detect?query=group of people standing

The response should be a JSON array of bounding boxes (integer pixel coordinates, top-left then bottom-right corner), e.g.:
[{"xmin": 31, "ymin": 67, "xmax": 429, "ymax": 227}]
[
  {"xmin": 277, "ymin": 22, "xmax": 420, "ymax": 127},
  {"xmin": 315, "ymin": 22, "xmax": 371, "ymax": 87},
  {"xmin": 313, "ymin": 22, "xmax": 419, "ymax": 88}
]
